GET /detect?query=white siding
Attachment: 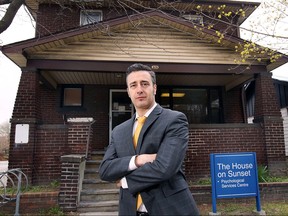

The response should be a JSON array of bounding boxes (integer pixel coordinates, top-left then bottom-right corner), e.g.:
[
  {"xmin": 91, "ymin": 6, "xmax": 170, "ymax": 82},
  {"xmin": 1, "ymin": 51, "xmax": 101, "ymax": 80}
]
[{"xmin": 281, "ymin": 108, "xmax": 288, "ymax": 156}]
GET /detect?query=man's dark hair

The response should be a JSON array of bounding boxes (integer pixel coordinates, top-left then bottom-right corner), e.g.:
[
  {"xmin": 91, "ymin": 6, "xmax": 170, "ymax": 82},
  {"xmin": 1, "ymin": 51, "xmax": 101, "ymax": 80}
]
[{"xmin": 126, "ymin": 63, "xmax": 156, "ymax": 84}]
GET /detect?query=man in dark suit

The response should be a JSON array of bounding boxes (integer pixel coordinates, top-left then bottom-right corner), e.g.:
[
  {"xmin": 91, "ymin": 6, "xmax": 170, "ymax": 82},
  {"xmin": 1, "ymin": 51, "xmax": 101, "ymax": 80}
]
[{"xmin": 99, "ymin": 63, "xmax": 199, "ymax": 216}]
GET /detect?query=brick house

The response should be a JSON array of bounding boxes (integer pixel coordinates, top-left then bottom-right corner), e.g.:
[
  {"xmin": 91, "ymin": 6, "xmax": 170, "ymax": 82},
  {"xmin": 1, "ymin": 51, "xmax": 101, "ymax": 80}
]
[
  {"xmin": 246, "ymin": 78, "xmax": 288, "ymax": 156},
  {"xmin": 1, "ymin": 0, "xmax": 288, "ymax": 186}
]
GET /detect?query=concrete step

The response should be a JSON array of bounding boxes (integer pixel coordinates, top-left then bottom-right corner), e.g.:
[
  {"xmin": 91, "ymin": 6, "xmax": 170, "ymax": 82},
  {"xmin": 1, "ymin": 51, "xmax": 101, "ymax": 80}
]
[
  {"xmin": 77, "ymin": 150, "xmax": 119, "ymax": 215},
  {"xmin": 90, "ymin": 151, "xmax": 105, "ymax": 160},
  {"xmin": 80, "ymin": 189, "xmax": 119, "ymax": 201},
  {"xmin": 85, "ymin": 160, "xmax": 101, "ymax": 169},
  {"xmin": 84, "ymin": 168, "xmax": 99, "ymax": 179},
  {"xmin": 82, "ymin": 179, "xmax": 117, "ymax": 190},
  {"xmin": 79, "ymin": 211, "xmax": 118, "ymax": 216},
  {"xmin": 78, "ymin": 200, "xmax": 118, "ymax": 212}
]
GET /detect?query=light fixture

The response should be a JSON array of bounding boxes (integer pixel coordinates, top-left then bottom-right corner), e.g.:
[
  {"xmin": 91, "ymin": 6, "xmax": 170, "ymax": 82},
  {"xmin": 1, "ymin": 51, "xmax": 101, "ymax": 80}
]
[
  {"xmin": 151, "ymin": 65, "xmax": 159, "ymax": 70},
  {"xmin": 115, "ymin": 73, "xmax": 122, "ymax": 78},
  {"xmin": 161, "ymin": 93, "xmax": 185, "ymax": 97}
]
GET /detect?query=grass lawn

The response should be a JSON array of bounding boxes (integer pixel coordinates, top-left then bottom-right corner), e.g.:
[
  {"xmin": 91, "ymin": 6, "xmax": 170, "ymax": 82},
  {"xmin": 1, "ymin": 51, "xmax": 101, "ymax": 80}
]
[{"xmin": 198, "ymin": 201, "xmax": 288, "ymax": 215}]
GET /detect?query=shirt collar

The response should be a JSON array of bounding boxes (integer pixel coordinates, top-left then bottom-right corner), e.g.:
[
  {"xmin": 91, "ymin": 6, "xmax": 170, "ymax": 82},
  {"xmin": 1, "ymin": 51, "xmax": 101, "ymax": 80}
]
[{"xmin": 135, "ymin": 102, "xmax": 157, "ymax": 119}]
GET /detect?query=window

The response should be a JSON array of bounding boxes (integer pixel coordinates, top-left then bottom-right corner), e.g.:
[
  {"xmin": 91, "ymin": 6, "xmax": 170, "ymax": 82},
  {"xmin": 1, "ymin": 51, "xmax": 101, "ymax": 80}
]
[
  {"xmin": 80, "ymin": 10, "xmax": 103, "ymax": 26},
  {"xmin": 62, "ymin": 86, "xmax": 83, "ymax": 107},
  {"xmin": 182, "ymin": 15, "xmax": 203, "ymax": 25},
  {"xmin": 158, "ymin": 87, "xmax": 222, "ymax": 124},
  {"xmin": 245, "ymin": 81, "xmax": 255, "ymax": 118}
]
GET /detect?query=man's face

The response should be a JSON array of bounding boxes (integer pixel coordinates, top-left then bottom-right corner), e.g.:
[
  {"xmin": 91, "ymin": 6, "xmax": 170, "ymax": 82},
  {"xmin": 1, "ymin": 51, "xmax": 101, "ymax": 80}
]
[{"xmin": 127, "ymin": 70, "xmax": 157, "ymax": 113}]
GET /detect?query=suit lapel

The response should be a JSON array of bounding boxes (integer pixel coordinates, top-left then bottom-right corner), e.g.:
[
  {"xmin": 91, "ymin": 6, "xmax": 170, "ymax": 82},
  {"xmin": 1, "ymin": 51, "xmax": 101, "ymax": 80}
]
[
  {"xmin": 126, "ymin": 116, "xmax": 137, "ymax": 155},
  {"xmin": 136, "ymin": 105, "xmax": 162, "ymax": 152}
]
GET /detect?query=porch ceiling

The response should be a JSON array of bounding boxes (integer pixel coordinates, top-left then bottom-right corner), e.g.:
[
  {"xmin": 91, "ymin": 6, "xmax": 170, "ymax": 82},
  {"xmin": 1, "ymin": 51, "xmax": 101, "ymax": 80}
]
[{"xmin": 40, "ymin": 70, "xmax": 253, "ymax": 91}]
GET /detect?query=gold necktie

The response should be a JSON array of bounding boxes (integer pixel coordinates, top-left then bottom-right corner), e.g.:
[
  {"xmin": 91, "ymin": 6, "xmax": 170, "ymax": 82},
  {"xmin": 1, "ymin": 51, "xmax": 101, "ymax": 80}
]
[
  {"xmin": 133, "ymin": 116, "xmax": 146, "ymax": 209},
  {"xmin": 133, "ymin": 116, "xmax": 146, "ymax": 149}
]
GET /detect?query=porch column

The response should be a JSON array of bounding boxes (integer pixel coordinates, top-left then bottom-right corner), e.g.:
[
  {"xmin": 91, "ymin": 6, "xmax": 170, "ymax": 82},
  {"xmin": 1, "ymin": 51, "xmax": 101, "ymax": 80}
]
[
  {"xmin": 253, "ymin": 72, "xmax": 287, "ymax": 175},
  {"xmin": 9, "ymin": 68, "xmax": 40, "ymax": 184},
  {"xmin": 67, "ymin": 117, "xmax": 94, "ymax": 158},
  {"xmin": 59, "ymin": 154, "xmax": 86, "ymax": 212}
]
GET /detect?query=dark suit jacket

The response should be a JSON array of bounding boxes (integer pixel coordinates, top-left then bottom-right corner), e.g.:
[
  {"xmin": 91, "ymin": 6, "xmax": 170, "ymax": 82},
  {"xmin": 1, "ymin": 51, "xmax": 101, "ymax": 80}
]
[{"xmin": 99, "ymin": 105, "xmax": 199, "ymax": 216}]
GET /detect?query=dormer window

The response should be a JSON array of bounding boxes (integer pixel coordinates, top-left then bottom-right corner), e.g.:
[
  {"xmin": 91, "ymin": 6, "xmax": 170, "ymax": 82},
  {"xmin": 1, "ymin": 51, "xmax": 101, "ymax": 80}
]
[{"xmin": 80, "ymin": 10, "xmax": 103, "ymax": 26}]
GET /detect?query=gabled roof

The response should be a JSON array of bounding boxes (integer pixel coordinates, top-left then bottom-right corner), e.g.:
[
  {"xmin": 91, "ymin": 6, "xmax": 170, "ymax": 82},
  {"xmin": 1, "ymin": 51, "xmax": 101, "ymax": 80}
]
[
  {"xmin": 1, "ymin": 10, "xmax": 287, "ymax": 90},
  {"xmin": 3, "ymin": 10, "xmax": 286, "ymax": 67}
]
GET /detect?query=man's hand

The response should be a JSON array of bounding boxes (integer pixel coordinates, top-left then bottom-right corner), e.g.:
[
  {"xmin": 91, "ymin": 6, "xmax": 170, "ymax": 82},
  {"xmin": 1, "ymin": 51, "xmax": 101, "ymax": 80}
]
[
  {"xmin": 135, "ymin": 154, "xmax": 157, "ymax": 167},
  {"xmin": 116, "ymin": 154, "xmax": 157, "ymax": 188},
  {"xmin": 116, "ymin": 179, "xmax": 121, "ymax": 188}
]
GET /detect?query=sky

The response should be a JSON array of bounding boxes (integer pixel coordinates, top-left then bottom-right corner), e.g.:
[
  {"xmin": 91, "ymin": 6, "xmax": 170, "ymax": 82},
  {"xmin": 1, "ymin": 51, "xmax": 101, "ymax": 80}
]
[
  {"xmin": 240, "ymin": 0, "xmax": 288, "ymax": 80},
  {"xmin": 0, "ymin": 1, "xmax": 288, "ymax": 124},
  {"xmin": 0, "ymin": 6, "xmax": 35, "ymax": 124}
]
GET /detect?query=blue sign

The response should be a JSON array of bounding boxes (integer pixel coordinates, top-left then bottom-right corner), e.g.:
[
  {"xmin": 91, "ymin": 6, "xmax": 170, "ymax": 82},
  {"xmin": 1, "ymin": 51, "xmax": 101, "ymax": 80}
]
[{"xmin": 210, "ymin": 152, "xmax": 262, "ymax": 213}]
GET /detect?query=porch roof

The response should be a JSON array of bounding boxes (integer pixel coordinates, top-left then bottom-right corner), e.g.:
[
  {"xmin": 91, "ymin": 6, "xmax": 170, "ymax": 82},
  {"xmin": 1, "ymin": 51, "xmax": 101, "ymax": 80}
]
[{"xmin": 1, "ymin": 10, "xmax": 287, "ymax": 90}]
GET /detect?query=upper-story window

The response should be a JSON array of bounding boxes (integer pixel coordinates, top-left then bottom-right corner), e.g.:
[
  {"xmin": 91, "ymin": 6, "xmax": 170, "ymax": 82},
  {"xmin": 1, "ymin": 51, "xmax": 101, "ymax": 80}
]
[
  {"xmin": 80, "ymin": 10, "xmax": 103, "ymax": 26},
  {"xmin": 182, "ymin": 14, "xmax": 203, "ymax": 25}
]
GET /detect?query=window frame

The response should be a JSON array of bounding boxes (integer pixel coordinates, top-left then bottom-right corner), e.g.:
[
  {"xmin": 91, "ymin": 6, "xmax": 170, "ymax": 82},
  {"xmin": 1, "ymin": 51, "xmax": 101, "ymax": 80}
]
[
  {"xmin": 181, "ymin": 14, "xmax": 204, "ymax": 25},
  {"xmin": 157, "ymin": 86, "xmax": 223, "ymax": 124},
  {"xmin": 61, "ymin": 85, "xmax": 84, "ymax": 108},
  {"xmin": 80, "ymin": 10, "xmax": 103, "ymax": 26}
]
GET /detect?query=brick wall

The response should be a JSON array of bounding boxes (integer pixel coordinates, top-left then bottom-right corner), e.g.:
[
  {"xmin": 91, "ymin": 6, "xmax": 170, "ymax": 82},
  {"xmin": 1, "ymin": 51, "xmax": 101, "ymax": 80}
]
[
  {"xmin": 253, "ymin": 73, "xmax": 286, "ymax": 175},
  {"xmin": 38, "ymin": 85, "xmax": 109, "ymax": 151},
  {"xmin": 190, "ymin": 182, "xmax": 288, "ymax": 205},
  {"xmin": 223, "ymin": 87, "xmax": 244, "ymax": 123},
  {"xmin": 34, "ymin": 3, "xmax": 240, "ymax": 38},
  {"xmin": 12, "ymin": 70, "xmax": 39, "ymax": 120},
  {"xmin": 39, "ymin": 85, "xmax": 63, "ymax": 123},
  {"xmin": 31, "ymin": 121, "xmax": 92, "ymax": 185},
  {"xmin": 67, "ymin": 121, "xmax": 93, "ymax": 155},
  {"xmin": 59, "ymin": 155, "xmax": 86, "ymax": 211},
  {"xmin": 87, "ymin": 86, "xmax": 109, "ymax": 150},
  {"xmin": 0, "ymin": 191, "xmax": 58, "ymax": 215},
  {"xmin": 185, "ymin": 124, "xmax": 265, "ymax": 180},
  {"xmin": 9, "ymin": 70, "xmax": 40, "ymax": 184},
  {"xmin": 33, "ymin": 125, "xmax": 68, "ymax": 183},
  {"xmin": 36, "ymin": 4, "xmax": 80, "ymax": 37},
  {"xmin": 254, "ymin": 73, "xmax": 281, "ymax": 118},
  {"xmin": 35, "ymin": 4, "xmax": 127, "ymax": 37},
  {"xmin": 9, "ymin": 77, "xmax": 111, "ymax": 184}
]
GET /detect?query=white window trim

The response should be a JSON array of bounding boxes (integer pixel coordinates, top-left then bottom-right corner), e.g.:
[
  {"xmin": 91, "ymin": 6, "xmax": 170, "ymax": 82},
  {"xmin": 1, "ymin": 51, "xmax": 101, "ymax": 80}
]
[
  {"xmin": 182, "ymin": 14, "xmax": 203, "ymax": 25},
  {"xmin": 80, "ymin": 10, "xmax": 103, "ymax": 26}
]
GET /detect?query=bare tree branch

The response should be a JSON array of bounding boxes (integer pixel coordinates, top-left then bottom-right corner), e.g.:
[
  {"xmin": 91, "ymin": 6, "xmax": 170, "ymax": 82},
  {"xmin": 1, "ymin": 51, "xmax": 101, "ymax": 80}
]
[
  {"xmin": 0, "ymin": 0, "xmax": 13, "ymax": 5},
  {"xmin": 0, "ymin": 0, "xmax": 25, "ymax": 34}
]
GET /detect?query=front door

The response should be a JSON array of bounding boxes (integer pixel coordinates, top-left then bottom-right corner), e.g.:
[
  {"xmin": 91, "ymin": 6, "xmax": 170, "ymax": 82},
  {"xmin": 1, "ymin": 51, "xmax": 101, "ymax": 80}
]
[{"xmin": 109, "ymin": 89, "xmax": 134, "ymax": 143}]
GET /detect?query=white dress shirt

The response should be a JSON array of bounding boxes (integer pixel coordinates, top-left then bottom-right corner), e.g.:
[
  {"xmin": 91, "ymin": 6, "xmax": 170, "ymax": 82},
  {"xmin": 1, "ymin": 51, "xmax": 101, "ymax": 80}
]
[{"xmin": 121, "ymin": 102, "xmax": 157, "ymax": 212}]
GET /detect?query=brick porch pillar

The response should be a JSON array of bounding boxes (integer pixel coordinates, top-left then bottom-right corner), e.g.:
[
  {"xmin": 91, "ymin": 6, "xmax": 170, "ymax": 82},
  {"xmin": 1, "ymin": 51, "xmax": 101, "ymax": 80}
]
[
  {"xmin": 59, "ymin": 154, "xmax": 86, "ymax": 212},
  {"xmin": 9, "ymin": 68, "xmax": 40, "ymax": 184},
  {"xmin": 253, "ymin": 72, "xmax": 287, "ymax": 175},
  {"xmin": 67, "ymin": 117, "xmax": 95, "ymax": 158}
]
